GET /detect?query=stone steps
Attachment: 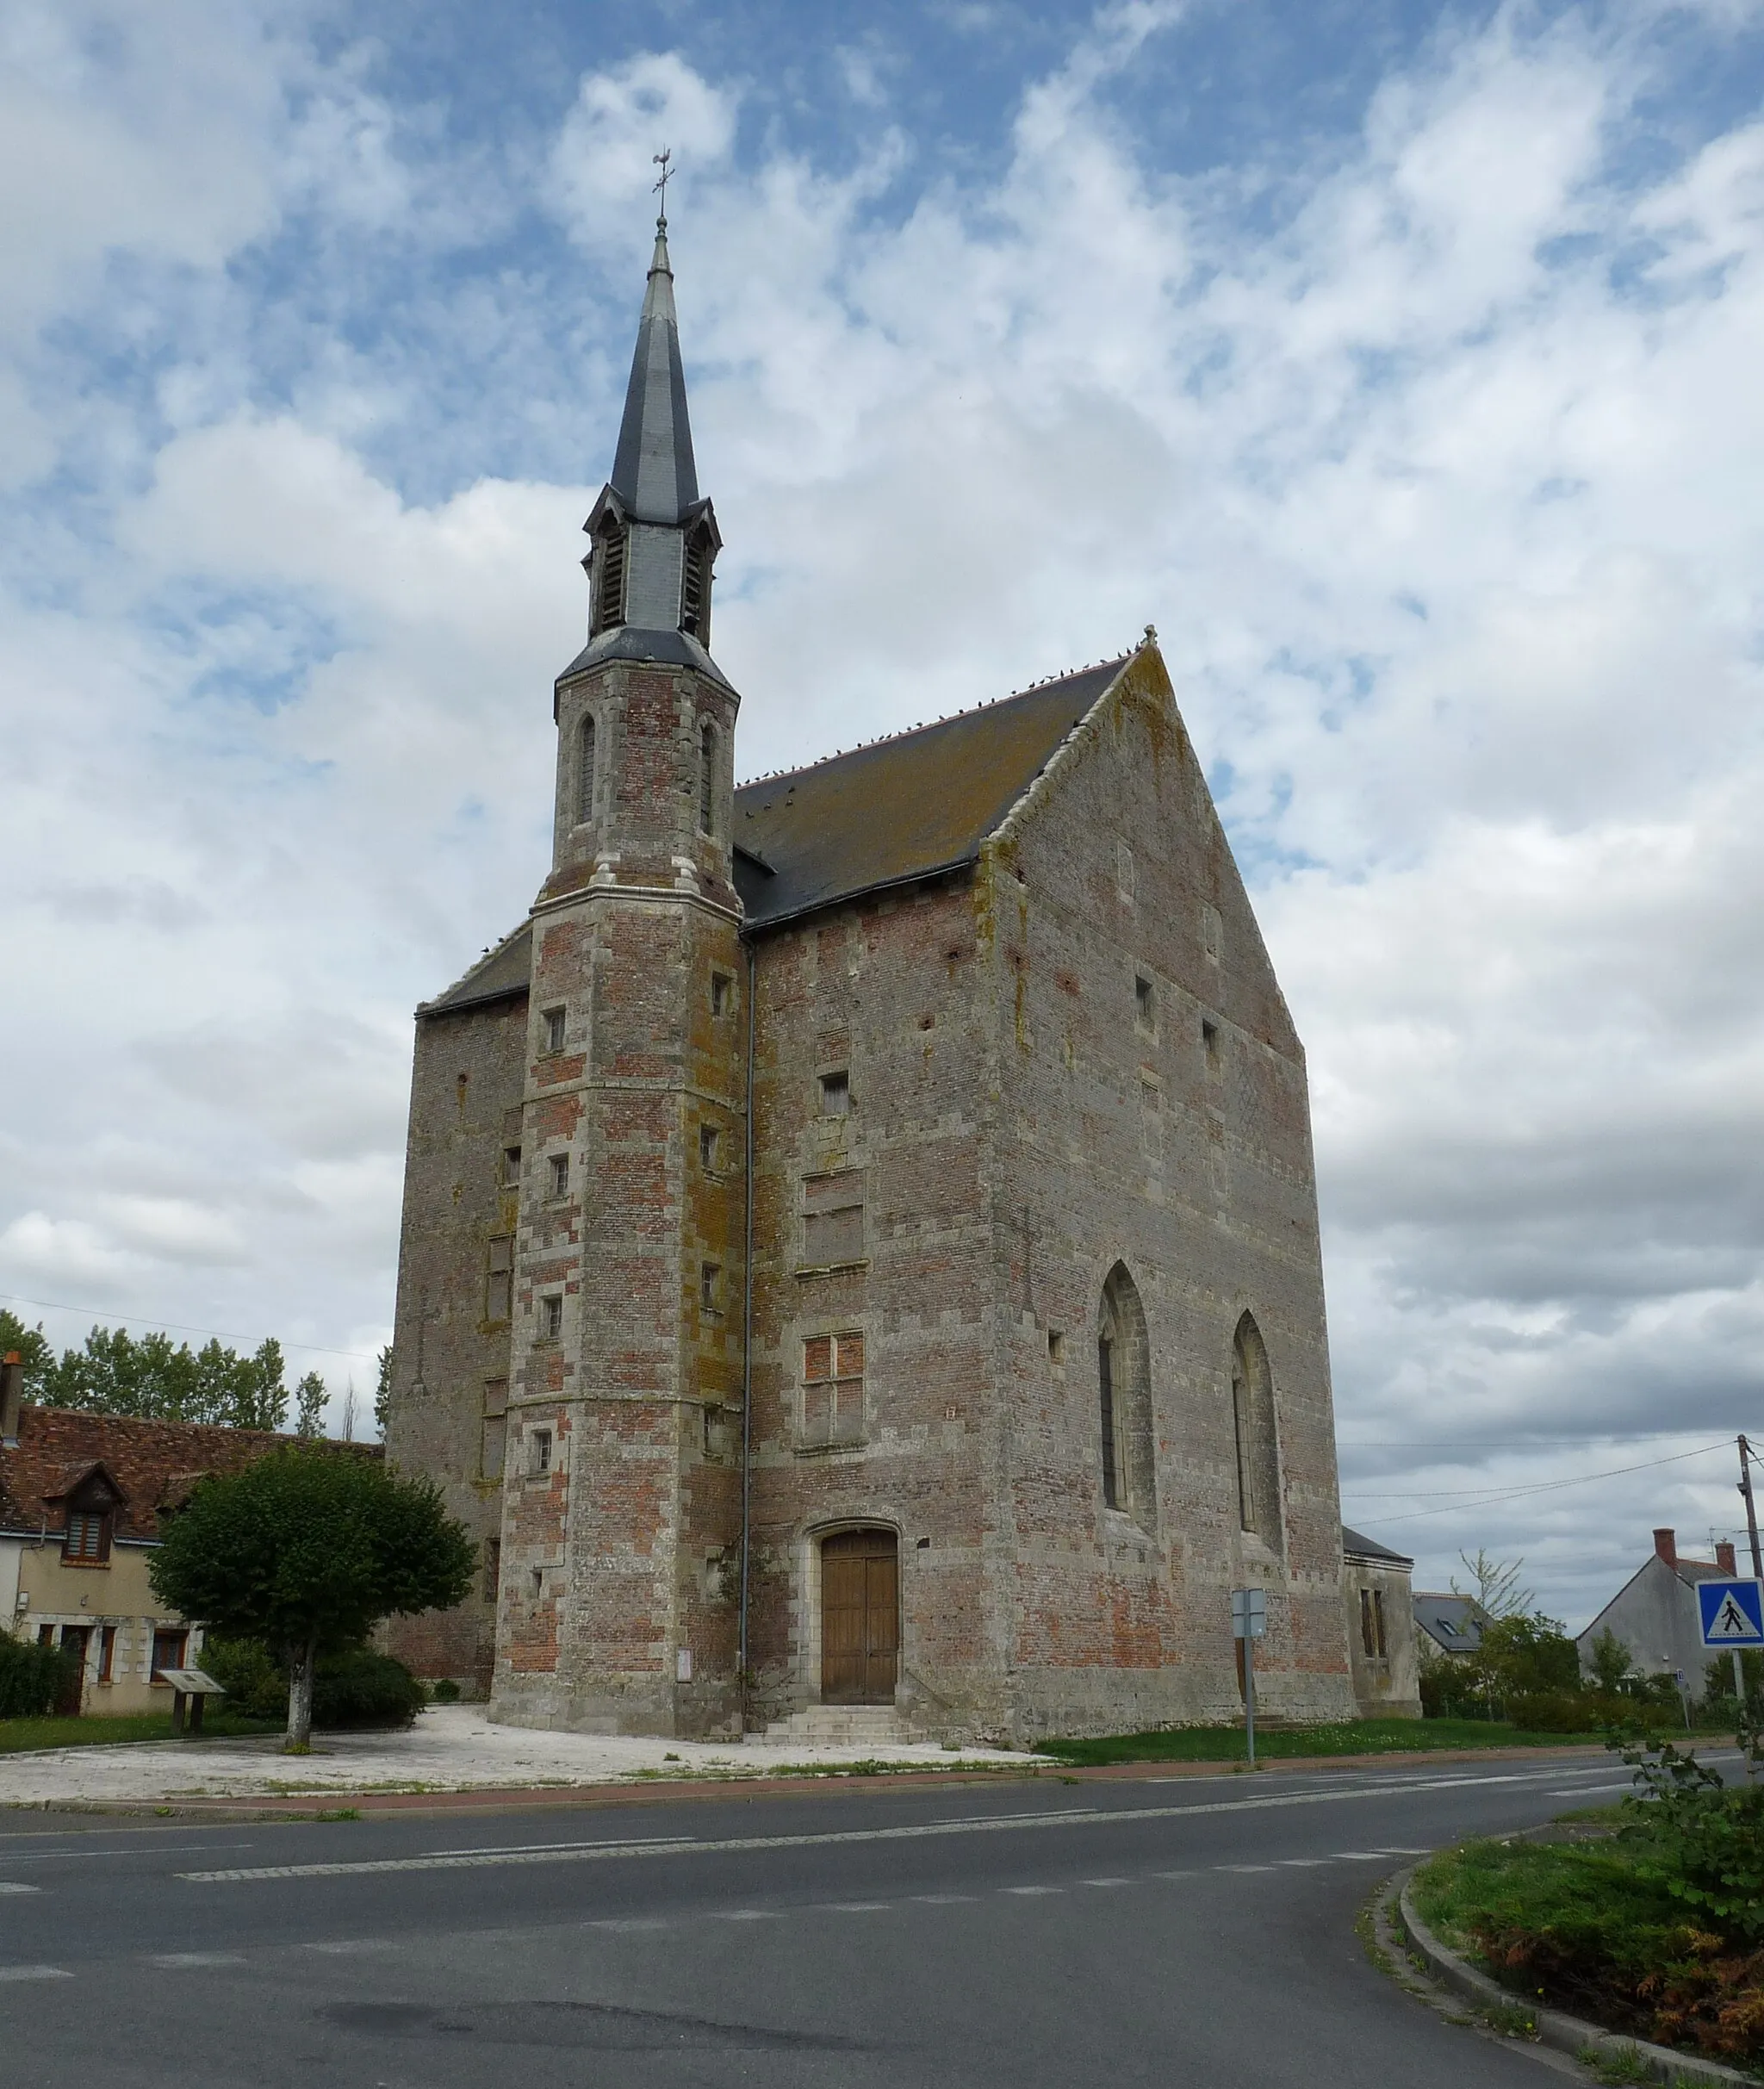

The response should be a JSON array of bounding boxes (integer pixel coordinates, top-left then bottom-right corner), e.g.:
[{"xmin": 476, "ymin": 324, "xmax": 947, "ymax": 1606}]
[{"xmin": 768, "ymin": 1705, "xmax": 916, "ymax": 1748}]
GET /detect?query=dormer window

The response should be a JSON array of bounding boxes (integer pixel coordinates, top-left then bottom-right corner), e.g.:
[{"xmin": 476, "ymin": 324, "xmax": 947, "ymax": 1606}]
[
  {"xmin": 64, "ymin": 1507, "xmax": 112, "ymax": 1565},
  {"xmin": 591, "ymin": 522, "xmax": 627, "ymax": 637}
]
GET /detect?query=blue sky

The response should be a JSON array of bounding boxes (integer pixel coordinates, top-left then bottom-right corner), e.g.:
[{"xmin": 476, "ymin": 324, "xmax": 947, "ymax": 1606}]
[{"xmin": 4, "ymin": 0, "xmax": 1764, "ymax": 1624}]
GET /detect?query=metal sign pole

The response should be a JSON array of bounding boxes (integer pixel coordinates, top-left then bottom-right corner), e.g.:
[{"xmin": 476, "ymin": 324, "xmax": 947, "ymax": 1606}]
[{"xmin": 1244, "ymin": 1628, "xmax": 1257, "ymax": 1769}]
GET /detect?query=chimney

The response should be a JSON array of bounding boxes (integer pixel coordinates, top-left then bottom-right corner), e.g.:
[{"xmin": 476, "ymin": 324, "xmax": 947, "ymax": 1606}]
[
  {"xmin": 1653, "ymin": 1526, "xmax": 1678, "ymax": 1569},
  {"xmin": 0, "ymin": 1352, "xmax": 21, "ymax": 1446},
  {"xmin": 1717, "ymin": 1541, "xmax": 1737, "ymax": 1576}
]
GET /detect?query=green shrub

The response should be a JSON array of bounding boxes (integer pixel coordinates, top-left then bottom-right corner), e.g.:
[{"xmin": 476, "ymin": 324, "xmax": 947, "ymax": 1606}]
[
  {"xmin": 1506, "ymin": 1690, "xmax": 1662, "ymax": 1733},
  {"xmin": 312, "ymin": 1648, "xmax": 425, "ymax": 1729},
  {"xmin": 430, "ymin": 1678, "xmax": 461, "ymax": 1703},
  {"xmin": 187, "ymin": 1640, "xmax": 425, "ymax": 1730},
  {"xmin": 196, "ymin": 1636, "xmax": 289, "ymax": 1720},
  {"xmin": 0, "ymin": 1637, "xmax": 79, "ymax": 1719},
  {"xmin": 1614, "ymin": 1724, "xmax": 1764, "ymax": 1946}
]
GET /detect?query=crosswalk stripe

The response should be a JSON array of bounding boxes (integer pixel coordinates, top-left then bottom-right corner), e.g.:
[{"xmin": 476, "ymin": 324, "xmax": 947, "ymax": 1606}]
[{"xmin": 0, "ymin": 1966, "xmax": 72, "ymax": 1982}]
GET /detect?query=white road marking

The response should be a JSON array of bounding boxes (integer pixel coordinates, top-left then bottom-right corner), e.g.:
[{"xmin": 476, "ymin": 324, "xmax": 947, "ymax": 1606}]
[
  {"xmin": 911, "ymin": 1893, "xmax": 977, "ymax": 1904},
  {"xmin": 1547, "ymin": 1784, "xmax": 1629, "ymax": 1797},
  {"xmin": 425, "ymin": 1835, "xmax": 693, "ymax": 1857},
  {"xmin": 302, "ymin": 1940, "xmax": 405, "ymax": 1955},
  {"xmin": 1081, "ymin": 1877, "xmax": 1134, "ymax": 1887},
  {"xmin": 1151, "ymin": 1869, "xmax": 1199, "ymax": 1879},
  {"xmin": 1001, "ymin": 1885, "xmax": 1063, "ymax": 1895},
  {"xmin": 1374, "ymin": 1847, "xmax": 1433, "ymax": 1855},
  {"xmin": 826, "ymin": 1901, "xmax": 890, "ymax": 1912},
  {"xmin": 1276, "ymin": 1858, "xmax": 1328, "ymax": 1867},
  {"xmin": 1332, "ymin": 1852, "xmax": 1392, "ymax": 1861},
  {"xmin": 586, "ymin": 1918, "xmax": 671, "ymax": 1932},
  {"xmin": 146, "ymin": 1953, "xmax": 247, "ymax": 1968},
  {"xmin": 713, "ymin": 1909, "xmax": 780, "ymax": 1921},
  {"xmin": 0, "ymin": 1883, "xmax": 42, "ymax": 1895},
  {"xmin": 0, "ymin": 1966, "xmax": 72, "ymax": 1982},
  {"xmin": 177, "ymin": 1763, "xmax": 1612, "ymax": 1885},
  {"xmin": 1216, "ymin": 1864, "xmax": 1274, "ymax": 1873},
  {"xmin": 0, "ymin": 1843, "xmax": 258, "ymax": 1866}
]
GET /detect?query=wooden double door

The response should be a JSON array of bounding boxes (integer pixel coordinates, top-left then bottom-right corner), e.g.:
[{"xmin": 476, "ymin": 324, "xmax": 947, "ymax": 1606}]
[{"xmin": 821, "ymin": 1528, "xmax": 899, "ymax": 1705}]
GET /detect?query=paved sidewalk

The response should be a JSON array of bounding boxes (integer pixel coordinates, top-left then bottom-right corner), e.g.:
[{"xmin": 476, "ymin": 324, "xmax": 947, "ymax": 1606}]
[{"xmin": 0, "ymin": 1703, "xmax": 1028, "ymax": 1807}]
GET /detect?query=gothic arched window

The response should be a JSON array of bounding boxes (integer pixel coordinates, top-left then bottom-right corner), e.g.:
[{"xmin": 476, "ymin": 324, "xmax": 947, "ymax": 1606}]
[
  {"xmin": 578, "ymin": 712, "xmax": 596, "ymax": 825},
  {"xmin": 699, "ymin": 720, "xmax": 716, "ymax": 837},
  {"xmin": 1232, "ymin": 1313, "xmax": 1281, "ymax": 1545},
  {"xmin": 1097, "ymin": 1264, "xmax": 1155, "ymax": 1528}
]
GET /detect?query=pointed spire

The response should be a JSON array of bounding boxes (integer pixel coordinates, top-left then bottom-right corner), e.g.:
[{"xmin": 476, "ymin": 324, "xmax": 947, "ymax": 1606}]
[{"xmin": 608, "ymin": 213, "xmax": 700, "ymax": 524}]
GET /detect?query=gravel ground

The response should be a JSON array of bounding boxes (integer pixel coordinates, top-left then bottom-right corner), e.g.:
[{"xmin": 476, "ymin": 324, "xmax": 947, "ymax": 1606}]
[{"xmin": 0, "ymin": 1702, "xmax": 1030, "ymax": 1805}]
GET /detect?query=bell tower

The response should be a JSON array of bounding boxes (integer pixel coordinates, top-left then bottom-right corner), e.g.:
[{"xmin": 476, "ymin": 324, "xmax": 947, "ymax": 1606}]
[{"xmin": 493, "ymin": 205, "xmax": 747, "ymax": 1736}]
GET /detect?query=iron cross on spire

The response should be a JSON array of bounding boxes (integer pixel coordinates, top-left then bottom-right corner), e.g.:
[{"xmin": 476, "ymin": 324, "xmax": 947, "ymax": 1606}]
[{"xmin": 652, "ymin": 146, "xmax": 674, "ymax": 225}]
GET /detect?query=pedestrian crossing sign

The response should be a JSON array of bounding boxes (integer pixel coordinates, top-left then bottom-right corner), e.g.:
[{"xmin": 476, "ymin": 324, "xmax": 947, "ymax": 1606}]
[{"xmin": 1698, "ymin": 1577, "xmax": 1764, "ymax": 1647}]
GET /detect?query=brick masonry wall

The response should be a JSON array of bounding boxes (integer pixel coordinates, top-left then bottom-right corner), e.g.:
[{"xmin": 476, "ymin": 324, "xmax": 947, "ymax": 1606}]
[
  {"xmin": 382, "ymin": 991, "xmax": 525, "ymax": 1694},
  {"xmin": 491, "ymin": 656, "xmax": 746, "ymax": 1736},
  {"xmin": 743, "ymin": 881, "xmax": 1012, "ymax": 1738},
  {"xmin": 981, "ymin": 647, "xmax": 1356, "ymax": 1738}
]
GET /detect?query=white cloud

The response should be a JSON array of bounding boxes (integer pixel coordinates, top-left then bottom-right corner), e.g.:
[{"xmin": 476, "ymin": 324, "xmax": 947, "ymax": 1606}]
[{"xmin": 1, "ymin": 5, "xmax": 1761, "ymax": 1619}]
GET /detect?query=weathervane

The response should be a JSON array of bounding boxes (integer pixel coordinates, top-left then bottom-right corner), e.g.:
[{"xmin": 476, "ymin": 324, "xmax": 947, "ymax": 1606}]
[{"xmin": 653, "ymin": 146, "xmax": 673, "ymax": 226}]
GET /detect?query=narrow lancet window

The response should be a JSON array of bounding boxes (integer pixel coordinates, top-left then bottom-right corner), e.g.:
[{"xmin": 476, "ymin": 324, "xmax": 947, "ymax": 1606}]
[
  {"xmin": 1096, "ymin": 1265, "xmax": 1154, "ymax": 1526},
  {"xmin": 699, "ymin": 721, "xmax": 716, "ymax": 836},
  {"xmin": 578, "ymin": 712, "xmax": 596, "ymax": 824},
  {"xmin": 1232, "ymin": 1313, "xmax": 1281, "ymax": 1548}
]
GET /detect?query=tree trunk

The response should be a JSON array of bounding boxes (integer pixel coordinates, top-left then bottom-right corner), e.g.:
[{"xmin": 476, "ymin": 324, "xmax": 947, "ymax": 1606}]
[{"xmin": 286, "ymin": 1634, "xmax": 318, "ymax": 1752}]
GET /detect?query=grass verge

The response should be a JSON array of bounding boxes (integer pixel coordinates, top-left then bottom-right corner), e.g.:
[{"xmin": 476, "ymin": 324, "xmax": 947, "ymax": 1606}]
[
  {"xmin": 0, "ymin": 1712, "xmax": 282, "ymax": 1753},
  {"xmin": 1412, "ymin": 1835, "xmax": 1764, "ymax": 2071},
  {"xmin": 1036, "ymin": 1715, "xmax": 1676, "ymax": 1767}
]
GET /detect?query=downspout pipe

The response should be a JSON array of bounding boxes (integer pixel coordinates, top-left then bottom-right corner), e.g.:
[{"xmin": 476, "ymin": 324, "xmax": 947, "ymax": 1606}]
[{"xmin": 737, "ymin": 934, "xmax": 757, "ymax": 1733}]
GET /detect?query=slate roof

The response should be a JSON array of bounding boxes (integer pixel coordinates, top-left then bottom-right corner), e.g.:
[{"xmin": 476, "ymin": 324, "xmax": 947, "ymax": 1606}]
[
  {"xmin": 0, "ymin": 1405, "xmax": 374, "ymax": 1545},
  {"xmin": 1341, "ymin": 1523, "xmax": 1413, "ymax": 1569},
  {"xmin": 421, "ymin": 656, "xmax": 1129, "ymax": 1017},
  {"xmin": 1413, "ymin": 1591, "xmax": 1488, "ymax": 1655},
  {"xmin": 733, "ymin": 660, "xmax": 1127, "ymax": 930},
  {"xmin": 610, "ymin": 221, "xmax": 699, "ymax": 525}
]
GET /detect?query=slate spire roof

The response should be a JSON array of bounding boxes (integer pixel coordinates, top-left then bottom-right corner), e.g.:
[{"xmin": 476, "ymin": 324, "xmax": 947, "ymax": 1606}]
[{"xmin": 608, "ymin": 218, "xmax": 699, "ymax": 526}]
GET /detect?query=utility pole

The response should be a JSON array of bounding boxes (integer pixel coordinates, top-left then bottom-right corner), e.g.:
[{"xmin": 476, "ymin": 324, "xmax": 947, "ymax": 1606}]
[
  {"xmin": 1740, "ymin": 1435, "xmax": 1763, "ymax": 1581},
  {"xmin": 1738, "ymin": 1436, "xmax": 1762, "ymax": 1728}
]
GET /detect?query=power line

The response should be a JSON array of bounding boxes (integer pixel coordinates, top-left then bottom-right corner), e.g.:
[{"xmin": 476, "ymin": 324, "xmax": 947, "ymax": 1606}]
[
  {"xmin": 1348, "ymin": 1440, "xmax": 1736, "ymax": 1528},
  {"xmin": 0, "ymin": 1292, "xmax": 380, "ymax": 1365}
]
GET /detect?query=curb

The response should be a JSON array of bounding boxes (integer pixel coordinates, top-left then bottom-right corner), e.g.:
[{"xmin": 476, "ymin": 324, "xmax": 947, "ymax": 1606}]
[
  {"xmin": 1395, "ymin": 1874, "xmax": 1755, "ymax": 2087},
  {"xmin": 1, "ymin": 1738, "xmax": 1620, "ymax": 1823}
]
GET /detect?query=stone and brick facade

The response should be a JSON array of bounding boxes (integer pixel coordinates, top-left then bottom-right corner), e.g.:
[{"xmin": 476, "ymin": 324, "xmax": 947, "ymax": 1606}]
[{"xmin": 385, "ymin": 215, "xmax": 1363, "ymax": 1741}]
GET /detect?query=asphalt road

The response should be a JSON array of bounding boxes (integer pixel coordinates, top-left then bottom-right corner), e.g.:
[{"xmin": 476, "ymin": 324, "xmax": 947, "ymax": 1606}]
[{"xmin": 0, "ymin": 1752, "xmax": 1649, "ymax": 2089}]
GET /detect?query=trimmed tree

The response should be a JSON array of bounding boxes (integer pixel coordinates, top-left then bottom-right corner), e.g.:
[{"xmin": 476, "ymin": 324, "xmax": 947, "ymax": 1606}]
[{"xmin": 148, "ymin": 1447, "xmax": 476, "ymax": 1750}]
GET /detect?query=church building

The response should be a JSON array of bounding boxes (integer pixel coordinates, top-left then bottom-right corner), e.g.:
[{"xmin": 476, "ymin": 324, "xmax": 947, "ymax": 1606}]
[{"xmin": 385, "ymin": 210, "xmax": 1363, "ymax": 1743}]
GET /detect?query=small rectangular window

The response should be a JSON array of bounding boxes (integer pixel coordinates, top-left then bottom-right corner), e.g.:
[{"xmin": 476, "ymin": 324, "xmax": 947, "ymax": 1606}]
[
  {"xmin": 530, "ymin": 1427, "xmax": 552, "ymax": 1475},
  {"xmin": 484, "ymin": 1537, "xmax": 501, "ymax": 1605},
  {"xmin": 700, "ymin": 1261, "xmax": 722, "ymax": 1312},
  {"xmin": 1360, "ymin": 1588, "xmax": 1376, "ymax": 1658},
  {"xmin": 63, "ymin": 1509, "xmax": 111, "ymax": 1564},
  {"xmin": 1373, "ymin": 1589, "xmax": 1388, "ymax": 1658},
  {"xmin": 802, "ymin": 1330, "xmax": 865, "ymax": 1445},
  {"xmin": 818, "ymin": 1070, "xmax": 850, "ymax": 1116},
  {"xmin": 711, "ymin": 972, "xmax": 733, "ymax": 1017},
  {"xmin": 541, "ymin": 1295, "xmax": 563, "ymax": 1340},
  {"xmin": 549, "ymin": 1153, "xmax": 570, "ymax": 1199},
  {"xmin": 486, "ymin": 1236, "xmax": 514, "ymax": 1323},
  {"xmin": 1047, "ymin": 1330, "xmax": 1065, "ymax": 1365},
  {"xmin": 1202, "ymin": 1018, "xmax": 1222, "ymax": 1073},
  {"xmin": 96, "ymin": 1626, "xmax": 116, "ymax": 1683},
  {"xmin": 543, "ymin": 1007, "xmax": 567, "ymax": 1054},
  {"xmin": 802, "ymin": 1170, "xmax": 865, "ymax": 1267},
  {"xmin": 151, "ymin": 1628, "xmax": 188, "ymax": 1681},
  {"xmin": 1134, "ymin": 973, "xmax": 1155, "ymax": 1028},
  {"xmin": 502, "ymin": 1145, "xmax": 522, "ymax": 1186},
  {"xmin": 699, "ymin": 1123, "xmax": 722, "ymax": 1172}
]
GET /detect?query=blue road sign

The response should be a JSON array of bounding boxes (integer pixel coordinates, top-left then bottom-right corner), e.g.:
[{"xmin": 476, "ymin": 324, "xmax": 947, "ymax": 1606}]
[{"xmin": 1697, "ymin": 1577, "xmax": 1764, "ymax": 1647}]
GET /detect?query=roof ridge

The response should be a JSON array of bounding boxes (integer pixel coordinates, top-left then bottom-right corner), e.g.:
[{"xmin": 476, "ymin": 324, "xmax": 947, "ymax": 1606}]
[{"xmin": 735, "ymin": 656, "xmax": 1130, "ymax": 791}]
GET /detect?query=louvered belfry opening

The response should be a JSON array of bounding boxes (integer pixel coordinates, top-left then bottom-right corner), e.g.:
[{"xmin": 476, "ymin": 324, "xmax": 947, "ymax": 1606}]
[
  {"xmin": 591, "ymin": 522, "xmax": 627, "ymax": 637},
  {"xmin": 680, "ymin": 524, "xmax": 713, "ymax": 643}
]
